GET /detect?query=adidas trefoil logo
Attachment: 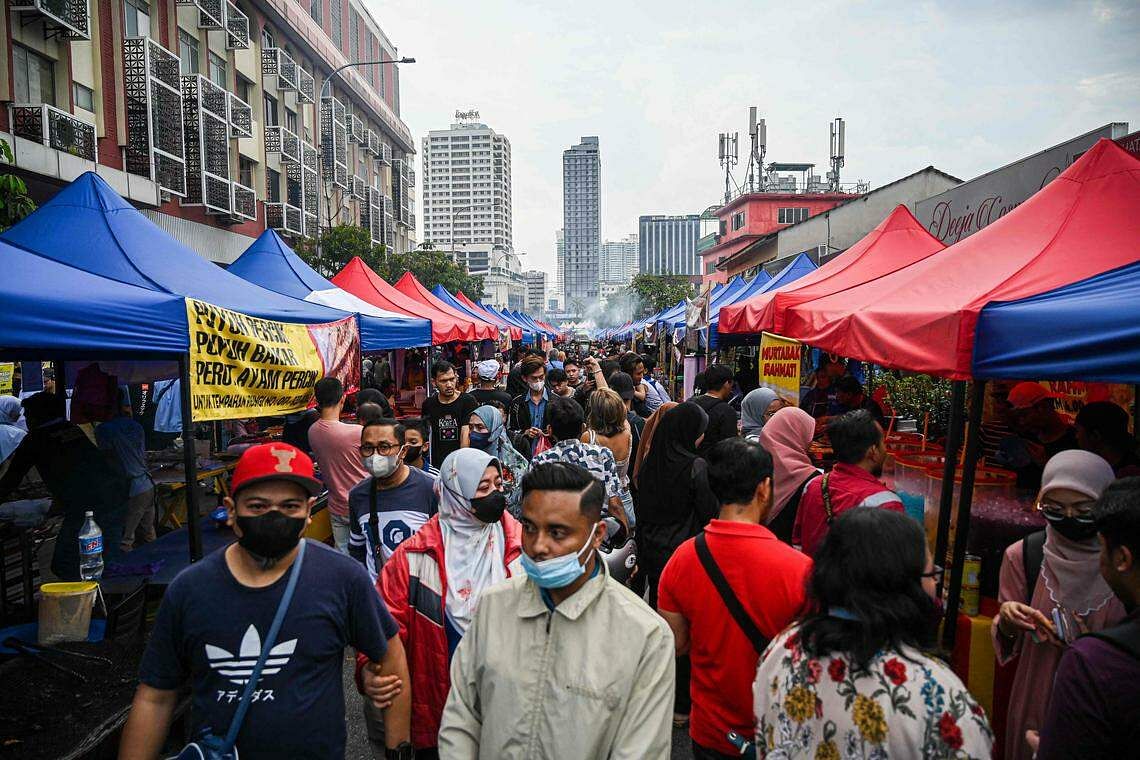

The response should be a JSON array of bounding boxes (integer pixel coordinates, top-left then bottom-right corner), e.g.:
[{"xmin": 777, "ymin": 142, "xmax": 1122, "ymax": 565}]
[{"xmin": 205, "ymin": 624, "xmax": 298, "ymax": 686}]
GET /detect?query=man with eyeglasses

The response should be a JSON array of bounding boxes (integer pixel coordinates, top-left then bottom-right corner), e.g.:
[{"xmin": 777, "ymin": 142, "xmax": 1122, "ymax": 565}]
[{"xmin": 348, "ymin": 419, "xmax": 439, "ymax": 583}]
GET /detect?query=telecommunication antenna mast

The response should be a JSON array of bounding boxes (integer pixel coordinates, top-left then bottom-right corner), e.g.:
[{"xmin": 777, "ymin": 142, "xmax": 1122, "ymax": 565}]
[
  {"xmin": 828, "ymin": 117, "xmax": 845, "ymax": 192},
  {"xmin": 718, "ymin": 131, "xmax": 739, "ymax": 204},
  {"xmin": 745, "ymin": 107, "xmax": 767, "ymax": 193}
]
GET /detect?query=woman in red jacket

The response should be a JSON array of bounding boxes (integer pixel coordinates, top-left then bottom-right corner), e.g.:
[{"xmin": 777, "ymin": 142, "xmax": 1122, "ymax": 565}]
[{"xmin": 357, "ymin": 447, "xmax": 522, "ymax": 755}]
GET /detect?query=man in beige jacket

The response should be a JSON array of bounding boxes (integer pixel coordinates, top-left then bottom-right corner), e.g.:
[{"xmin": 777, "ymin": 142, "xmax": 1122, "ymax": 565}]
[{"xmin": 439, "ymin": 462, "xmax": 675, "ymax": 759}]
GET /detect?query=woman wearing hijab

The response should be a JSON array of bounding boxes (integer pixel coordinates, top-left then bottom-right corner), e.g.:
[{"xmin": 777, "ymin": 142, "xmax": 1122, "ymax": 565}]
[
  {"xmin": 740, "ymin": 388, "xmax": 784, "ymax": 440},
  {"xmin": 468, "ymin": 405, "xmax": 530, "ymax": 516},
  {"xmin": 370, "ymin": 447, "xmax": 522, "ymax": 753},
  {"xmin": 758, "ymin": 407, "xmax": 821, "ymax": 543},
  {"xmin": 0, "ymin": 396, "xmax": 26, "ymax": 478},
  {"xmin": 632, "ymin": 401, "xmax": 678, "ymax": 489},
  {"xmin": 992, "ymin": 449, "xmax": 1124, "ymax": 760}
]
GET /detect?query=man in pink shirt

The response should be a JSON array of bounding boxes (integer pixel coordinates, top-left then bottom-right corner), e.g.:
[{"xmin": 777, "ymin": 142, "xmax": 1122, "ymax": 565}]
[{"xmin": 307, "ymin": 377, "xmax": 370, "ymax": 554}]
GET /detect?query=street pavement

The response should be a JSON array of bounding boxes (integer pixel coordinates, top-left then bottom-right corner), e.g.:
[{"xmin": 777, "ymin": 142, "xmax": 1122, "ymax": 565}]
[{"xmin": 341, "ymin": 653, "xmax": 695, "ymax": 759}]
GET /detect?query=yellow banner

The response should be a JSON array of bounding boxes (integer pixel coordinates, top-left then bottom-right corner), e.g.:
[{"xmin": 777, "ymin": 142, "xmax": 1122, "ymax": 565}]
[
  {"xmin": 185, "ymin": 298, "xmax": 359, "ymax": 422},
  {"xmin": 0, "ymin": 363, "xmax": 13, "ymax": 395},
  {"xmin": 759, "ymin": 332, "xmax": 802, "ymax": 405}
]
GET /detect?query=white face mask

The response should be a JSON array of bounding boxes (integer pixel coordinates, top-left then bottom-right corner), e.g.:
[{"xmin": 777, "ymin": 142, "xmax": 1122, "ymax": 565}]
[
  {"xmin": 529, "ymin": 380, "xmax": 545, "ymax": 393},
  {"xmin": 365, "ymin": 450, "xmax": 402, "ymax": 479}
]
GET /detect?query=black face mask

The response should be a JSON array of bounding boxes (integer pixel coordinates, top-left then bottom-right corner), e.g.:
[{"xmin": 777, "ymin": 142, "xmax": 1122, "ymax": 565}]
[
  {"xmin": 1044, "ymin": 512, "xmax": 1099, "ymax": 543},
  {"xmin": 469, "ymin": 490, "xmax": 506, "ymax": 524},
  {"xmin": 404, "ymin": 445, "xmax": 423, "ymax": 462},
  {"xmin": 236, "ymin": 512, "xmax": 306, "ymax": 561}
]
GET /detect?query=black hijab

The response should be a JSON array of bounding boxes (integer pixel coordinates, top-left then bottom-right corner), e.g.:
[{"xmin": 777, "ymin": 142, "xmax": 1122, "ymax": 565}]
[{"xmin": 638, "ymin": 402, "xmax": 709, "ymax": 525}]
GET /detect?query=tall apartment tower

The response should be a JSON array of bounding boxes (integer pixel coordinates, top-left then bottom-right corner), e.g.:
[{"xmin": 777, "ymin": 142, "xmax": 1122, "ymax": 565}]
[
  {"xmin": 638, "ymin": 214, "xmax": 702, "ymax": 275},
  {"xmin": 562, "ymin": 137, "xmax": 601, "ymax": 304},
  {"xmin": 422, "ymin": 115, "xmax": 513, "ymax": 275},
  {"xmin": 555, "ymin": 228, "xmax": 565, "ymax": 297},
  {"xmin": 600, "ymin": 233, "xmax": 639, "ymax": 284},
  {"xmin": 523, "ymin": 270, "xmax": 547, "ymax": 314}
]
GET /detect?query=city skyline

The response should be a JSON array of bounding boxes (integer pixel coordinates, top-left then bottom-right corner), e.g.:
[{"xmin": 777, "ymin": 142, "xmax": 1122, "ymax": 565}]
[{"xmin": 370, "ymin": 0, "xmax": 1138, "ymax": 282}]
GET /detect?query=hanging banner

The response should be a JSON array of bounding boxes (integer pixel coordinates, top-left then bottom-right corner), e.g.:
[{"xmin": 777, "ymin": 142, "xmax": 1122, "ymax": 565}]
[
  {"xmin": 0, "ymin": 363, "xmax": 13, "ymax": 395},
  {"xmin": 759, "ymin": 332, "xmax": 802, "ymax": 405},
  {"xmin": 185, "ymin": 298, "xmax": 360, "ymax": 422}
]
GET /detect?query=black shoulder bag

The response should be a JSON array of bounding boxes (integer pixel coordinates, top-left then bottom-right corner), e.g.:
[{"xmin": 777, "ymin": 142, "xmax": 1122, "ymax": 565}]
[
  {"xmin": 1021, "ymin": 529, "xmax": 1046, "ymax": 605},
  {"xmin": 695, "ymin": 533, "xmax": 769, "ymax": 654}
]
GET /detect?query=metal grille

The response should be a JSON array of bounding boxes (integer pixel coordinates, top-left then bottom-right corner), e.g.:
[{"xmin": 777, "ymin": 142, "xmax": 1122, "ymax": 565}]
[
  {"xmin": 350, "ymin": 114, "xmax": 365, "ymax": 144},
  {"xmin": 366, "ymin": 129, "xmax": 379, "ymax": 157},
  {"xmin": 10, "ymin": 104, "xmax": 98, "ymax": 162},
  {"xmin": 261, "ymin": 47, "xmax": 298, "ymax": 92},
  {"xmin": 10, "ymin": 0, "xmax": 90, "ymax": 39},
  {"xmin": 197, "ymin": 0, "xmax": 223, "ymax": 29},
  {"xmin": 383, "ymin": 195, "xmax": 395, "ymax": 248},
  {"xmin": 329, "ymin": 0, "xmax": 342, "ymax": 49},
  {"xmin": 320, "ymin": 96, "xmax": 349, "ymax": 190},
  {"xmin": 361, "ymin": 186, "xmax": 382, "ymax": 244},
  {"xmin": 231, "ymin": 181, "xmax": 256, "ymax": 220},
  {"xmin": 266, "ymin": 202, "xmax": 303, "ymax": 236},
  {"xmin": 407, "ymin": 166, "xmax": 415, "ymax": 187},
  {"xmin": 225, "ymin": 2, "xmax": 249, "ymax": 49},
  {"xmin": 349, "ymin": 9, "xmax": 359, "ymax": 62},
  {"xmin": 296, "ymin": 68, "xmax": 315, "ymax": 104},
  {"xmin": 124, "ymin": 37, "xmax": 186, "ymax": 197},
  {"xmin": 352, "ymin": 175, "xmax": 366, "ymax": 200},
  {"xmin": 227, "ymin": 92, "xmax": 252, "ymax": 138},
  {"xmin": 180, "ymin": 75, "xmax": 230, "ymax": 213},
  {"xmin": 301, "ymin": 141, "xmax": 319, "ymax": 237},
  {"xmin": 379, "ymin": 142, "xmax": 391, "ymax": 166},
  {"xmin": 286, "ymin": 159, "xmax": 303, "ymax": 208},
  {"xmin": 265, "ymin": 125, "xmax": 300, "ymax": 164}
]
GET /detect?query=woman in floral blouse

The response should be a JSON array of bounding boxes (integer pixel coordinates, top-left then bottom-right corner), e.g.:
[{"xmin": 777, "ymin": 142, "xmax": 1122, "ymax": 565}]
[{"xmin": 753, "ymin": 509, "xmax": 993, "ymax": 758}]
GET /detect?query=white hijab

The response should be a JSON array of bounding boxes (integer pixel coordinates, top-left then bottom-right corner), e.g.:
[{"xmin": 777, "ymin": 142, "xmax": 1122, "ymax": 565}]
[
  {"xmin": 437, "ymin": 447, "xmax": 508, "ymax": 634},
  {"xmin": 0, "ymin": 396, "xmax": 26, "ymax": 462}
]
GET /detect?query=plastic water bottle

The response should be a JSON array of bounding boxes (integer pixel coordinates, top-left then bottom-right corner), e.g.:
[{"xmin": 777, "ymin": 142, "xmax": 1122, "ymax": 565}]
[{"xmin": 78, "ymin": 511, "xmax": 104, "ymax": 581}]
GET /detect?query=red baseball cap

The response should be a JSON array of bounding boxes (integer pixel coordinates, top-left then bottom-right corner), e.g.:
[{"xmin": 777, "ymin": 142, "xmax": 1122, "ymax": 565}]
[
  {"xmin": 1007, "ymin": 381, "xmax": 1062, "ymax": 410},
  {"xmin": 231, "ymin": 443, "xmax": 324, "ymax": 497}
]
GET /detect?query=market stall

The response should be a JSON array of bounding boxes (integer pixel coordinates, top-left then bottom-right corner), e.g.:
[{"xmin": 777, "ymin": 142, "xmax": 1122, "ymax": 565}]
[
  {"xmin": 433, "ymin": 286, "xmax": 523, "ymax": 342},
  {"xmin": 392, "ymin": 272, "xmax": 499, "ymax": 340}
]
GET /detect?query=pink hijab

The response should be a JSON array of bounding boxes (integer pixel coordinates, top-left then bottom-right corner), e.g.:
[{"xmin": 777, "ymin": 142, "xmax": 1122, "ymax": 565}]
[{"xmin": 759, "ymin": 407, "xmax": 820, "ymax": 521}]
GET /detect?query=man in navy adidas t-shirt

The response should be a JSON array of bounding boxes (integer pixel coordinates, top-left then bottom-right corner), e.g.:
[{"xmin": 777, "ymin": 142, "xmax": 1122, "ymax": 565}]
[
  {"xmin": 348, "ymin": 419, "xmax": 438, "ymax": 582},
  {"xmin": 120, "ymin": 443, "xmax": 415, "ymax": 760}
]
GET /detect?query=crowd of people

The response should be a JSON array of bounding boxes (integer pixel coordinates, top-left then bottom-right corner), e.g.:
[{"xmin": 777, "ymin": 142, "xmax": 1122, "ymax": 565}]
[{"xmin": 42, "ymin": 342, "xmax": 1129, "ymax": 759}]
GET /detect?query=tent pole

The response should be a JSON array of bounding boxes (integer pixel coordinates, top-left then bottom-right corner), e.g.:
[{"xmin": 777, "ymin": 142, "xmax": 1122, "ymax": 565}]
[
  {"xmin": 1134, "ymin": 385, "xmax": 1139, "ymax": 442},
  {"xmin": 54, "ymin": 360, "xmax": 67, "ymax": 420},
  {"xmin": 933, "ymin": 380, "xmax": 966, "ymax": 584},
  {"xmin": 941, "ymin": 380, "xmax": 985, "ymax": 652},
  {"xmin": 179, "ymin": 355, "xmax": 203, "ymax": 563}
]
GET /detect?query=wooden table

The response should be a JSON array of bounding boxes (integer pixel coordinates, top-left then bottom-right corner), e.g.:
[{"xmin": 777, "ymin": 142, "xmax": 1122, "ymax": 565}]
[{"xmin": 149, "ymin": 461, "xmax": 237, "ymax": 529}]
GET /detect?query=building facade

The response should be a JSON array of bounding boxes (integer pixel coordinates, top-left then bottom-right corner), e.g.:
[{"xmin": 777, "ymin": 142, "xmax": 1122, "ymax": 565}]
[
  {"xmin": 599, "ymin": 233, "xmax": 638, "ymax": 285},
  {"xmin": 638, "ymin": 214, "xmax": 700, "ymax": 276},
  {"xmin": 562, "ymin": 136, "xmax": 600, "ymax": 304},
  {"xmin": 554, "ymin": 227, "xmax": 564, "ymax": 302},
  {"xmin": 420, "ymin": 117, "xmax": 512, "ymax": 265},
  {"xmin": 523, "ymin": 269, "xmax": 546, "ymax": 314},
  {"xmin": 0, "ymin": 0, "xmax": 416, "ymax": 265},
  {"xmin": 481, "ymin": 249, "xmax": 525, "ymax": 311}
]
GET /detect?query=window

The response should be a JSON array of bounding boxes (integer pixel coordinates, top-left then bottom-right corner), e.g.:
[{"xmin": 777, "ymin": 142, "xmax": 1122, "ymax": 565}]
[
  {"xmin": 778, "ymin": 207, "xmax": 810, "ymax": 224},
  {"xmin": 731, "ymin": 211, "xmax": 745, "ymax": 231},
  {"xmin": 73, "ymin": 82, "xmax": 95, "ymax": 111},
  {"xmin": 309, "ymin": 0, "xmax": 321, "ymax": 24},
  {"xmin": 329, "ymin": 0, "xmax": 341, "ymax": 48},
  {"xmin": 178, "ymin": 30, "xmax": 199, "ymax": 76},
  {"xmin": 261, "ymin": 26, "xmax": 275, "ymax": 51},
  {"xmin": 239, "ymin": 157, "xmax": 255, "ymax": 189},
  {"xmin": 236, "ymin": 75, "xmax": 253, "ymax": 104},
  {"xmin": 208, "ymin": 52, "xmax": 227, "ymax": 89},
  {"xmin": 123, "ymin": 0, "xmax": 150, "ymax": 38},
  {"xmin": 285, "ymin": 109, "xmax": 297, "ymax": 135},
  {"xmin": 13, "ymin": 45, "xmax": 55, "ymax": 106},
  {"xmin": 263, "ymin": 93, "xmax": 278, "ymax": 126},
  {"xmin": 266, "ymin": 167, "xmax": 281, "ymax": 203}
]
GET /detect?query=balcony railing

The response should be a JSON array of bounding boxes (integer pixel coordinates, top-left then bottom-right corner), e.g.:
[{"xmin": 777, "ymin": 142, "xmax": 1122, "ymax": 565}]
[
  {"xmin": 366, "ymin": 129, "xmax": 379, "ymax": 157},
  {"xmin": 266, "ymin": 202, "xmax": 303, "ymax": 236},
  {"xmin": 10, "ymin": 0, "xmax": 89, "ymax": 39},
  {"xmin": 379, "ymin": 142, "xmax": 392, "ymax": 166},
  {"xmin": 296, "ymin": 68, "xmax": 315, "ymax": 104},
  {"xmin": 225, "ymin": 1, "xmax": 249, "ymax": 49},
  {"xmin": 261, "ymin": 47, "xmax": 298, "ymax": 92},
  {"xmin": 350, "ymin": 114, "xmax": 365, "ymax": 145},
  {"xmin": 230, "ymin": 181, "xmax": 256, "ymax": 221},
  {"xmin": 352, "ymin": 175, "xmax": 366, "ymax": 200},
  {"xmin": 123, "ymin": 36, "xmax": 186, "ymax": 197},
  {"xmin": 227, "ymin": 92, "xmax": 252, "ymax": 139},
  {"xmin": 264, "ymin": 124, "xmax": 300, "ymax": 164},
  {"xmin": 10, "ymin": 104, "xmax": 97, "ymax": 162}
]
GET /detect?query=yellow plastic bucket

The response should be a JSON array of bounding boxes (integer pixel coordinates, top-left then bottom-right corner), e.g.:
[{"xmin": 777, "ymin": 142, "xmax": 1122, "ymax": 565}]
[{"xmin": 38, "ymin": 581, "xmax": 98, "ymax": 645}]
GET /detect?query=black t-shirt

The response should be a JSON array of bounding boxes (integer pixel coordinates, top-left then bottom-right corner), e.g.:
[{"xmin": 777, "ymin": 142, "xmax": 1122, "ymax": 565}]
[
  {"xmin": 138, "ymin": 541, "xmax": 397, "ymax": 760},
  {"xmin": 421, "ymin": 392, "xmax": 479, "ymax": 467},
  {"xmin": 691, "ymin": 394, "xmax": 740, "ymax": 457},
  {"xmin": 470, "ymin": 388, "xmax": 513, "ymax": 412}
]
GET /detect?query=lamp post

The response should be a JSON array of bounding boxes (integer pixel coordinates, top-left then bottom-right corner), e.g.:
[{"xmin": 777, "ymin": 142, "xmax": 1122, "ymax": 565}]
[
  {"xmin": 314, "ymin": 56, "xmax": 414, "ymax": 273},
  {"xmin": 447, "ymin": 203, "xmax": 477, "ymax": 266}
]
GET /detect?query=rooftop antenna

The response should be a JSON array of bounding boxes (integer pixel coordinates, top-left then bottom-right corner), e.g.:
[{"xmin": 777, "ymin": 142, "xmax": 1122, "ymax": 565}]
[
  {"xmin": 718, "ymin": 131, "xmax": 739, "ymax": 204},
  {"xmin": 746, "ymin": 107, "xmax": 767, "ymax": 193},
  {"xmin": 828, "ymin": 117, "xmax": 845, "ymax": 192}
]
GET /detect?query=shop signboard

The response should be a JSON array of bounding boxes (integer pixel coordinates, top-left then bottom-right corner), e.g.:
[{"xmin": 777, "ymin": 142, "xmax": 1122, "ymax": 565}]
[
  {"xmin": 759, "ymin": 332, "xmax": 802, "ymax": 405},
  {"xmin": 185, "ymin": 298, "xmax": 360, "ymax": 422},
  {"xmin": 915, "ymin": 123, "xmax": 1130, "ymax": 245}
]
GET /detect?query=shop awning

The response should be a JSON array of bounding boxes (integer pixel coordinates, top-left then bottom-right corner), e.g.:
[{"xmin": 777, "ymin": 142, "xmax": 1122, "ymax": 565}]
[
  {"xmin": 718, "ymin": 205, "xmax": 945, "ymax": 336},
  {"xmin": 229, "ymin": 230, "xmax": 432, "ymax": 350},
  {"xmin": 780, "ymin": 139, "xmax": 1140, "ymax": 379},
  {"xmin": 393, "ymin": 273, "xmax": 498, "ymax": 341},
  {"xmin": 709, "ymin": 255, "xmax": 814, "ymax": 348}
]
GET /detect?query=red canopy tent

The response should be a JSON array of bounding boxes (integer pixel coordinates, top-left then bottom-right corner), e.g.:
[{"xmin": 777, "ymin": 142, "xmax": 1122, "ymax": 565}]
[
  {"xmin": 332, "ymin": 257, "xmax": 484, "ymax": 344},
  {"xmin": 455, "ymin": 290, "xmax": 522, "ymax": 340},
  {"xmin": 718, "ymin": 205, "xmax": 945, "ymax": 336},
  {"xmin": 393, "ymin": 272, "xmax": 498, "ymax": 341},
  {"xmin": 781, "ymin": 139, "xmax": 1140, "ymax": 379}
]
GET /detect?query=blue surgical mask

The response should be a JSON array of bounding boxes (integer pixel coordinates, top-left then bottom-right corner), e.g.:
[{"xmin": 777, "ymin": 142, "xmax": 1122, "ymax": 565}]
[
  {"xmin": 520, "ymin": 523, "xmax": 599, "ymax": 589},
  {"xmin": 470, "ymin": 431, "xmax": 492, "ymax": 449}
]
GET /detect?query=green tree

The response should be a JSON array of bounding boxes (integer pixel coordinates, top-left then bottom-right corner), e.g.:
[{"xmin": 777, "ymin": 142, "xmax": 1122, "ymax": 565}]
[
  {"xmin": 0, "ymin": 139, "xmax": 35, "ymax": 230},
  {"xmin": 293, "ymin": 224, "xmax": 387, "ymax": 280},
  {"xmin": 631, "ymin": 273, "xmax": 694, "ymax": 316},
  {"xmin": 379, "ymin": 246, "xmax": 485, "ymax": 299}
]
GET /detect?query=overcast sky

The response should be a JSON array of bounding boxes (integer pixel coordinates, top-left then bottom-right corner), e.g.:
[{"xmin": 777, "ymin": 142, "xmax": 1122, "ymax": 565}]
[{"xmin": 367, "ymin": 0, "xmax": 1139, "ymax": 280}]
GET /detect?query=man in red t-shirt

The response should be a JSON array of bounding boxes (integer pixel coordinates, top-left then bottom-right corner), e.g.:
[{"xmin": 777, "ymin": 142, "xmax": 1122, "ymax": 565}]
[
  {"xmin": 658, "ymin": 438, "xmax": 812, "ymax": 759},
  {"xmin": 793, "ymin": 409, "xmax": 903, "ymax": 556}
]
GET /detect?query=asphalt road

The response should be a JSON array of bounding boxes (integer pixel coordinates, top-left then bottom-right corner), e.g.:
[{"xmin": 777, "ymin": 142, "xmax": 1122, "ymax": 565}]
[{"xmin": 340, "ymin": 653, "xmax": 695, "ymax": 759}]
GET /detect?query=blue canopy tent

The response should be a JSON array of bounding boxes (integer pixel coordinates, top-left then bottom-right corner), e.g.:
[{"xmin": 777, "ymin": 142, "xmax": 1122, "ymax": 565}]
[
  {"xmin": 510, "ymin": 310, "xmax": 553, "ymax": 339},
  {"xmin": 488, "ymin": 304, "xmax": 548, "ymax": 339},
  {"xmin": 430, "ymin": 285, "xmax": 532, "ymax": 343},
  {"xmin": 710, "ymin": 254, "xmax": 817, "ymax": 349},
  {"xmin": 1, "ymin": 172, "xmax": 349, "ymax": 326},
  {"xmin": 228, "ymin": 230, "xmax": 431, "ymax": 350},
  {"xmin": 973, "ymin": 259, "xmax": 1140, "ymax": 383}
]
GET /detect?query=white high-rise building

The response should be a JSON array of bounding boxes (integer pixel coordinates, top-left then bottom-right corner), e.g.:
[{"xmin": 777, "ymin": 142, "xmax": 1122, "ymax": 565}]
[
  {"xmin": 600, "ymin": 234, "xmax": 639, "ymax": 284},
  {"xmin": 524, "ymin": 270, "xmax": 547, "ymax": 314},
  {"xmin": 554, "ymin": 228, "xmax": 565, "ymax": 299},
  {"xmin": 421, "ymin": 115, "xmax": 513, "ymax": 275}
]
